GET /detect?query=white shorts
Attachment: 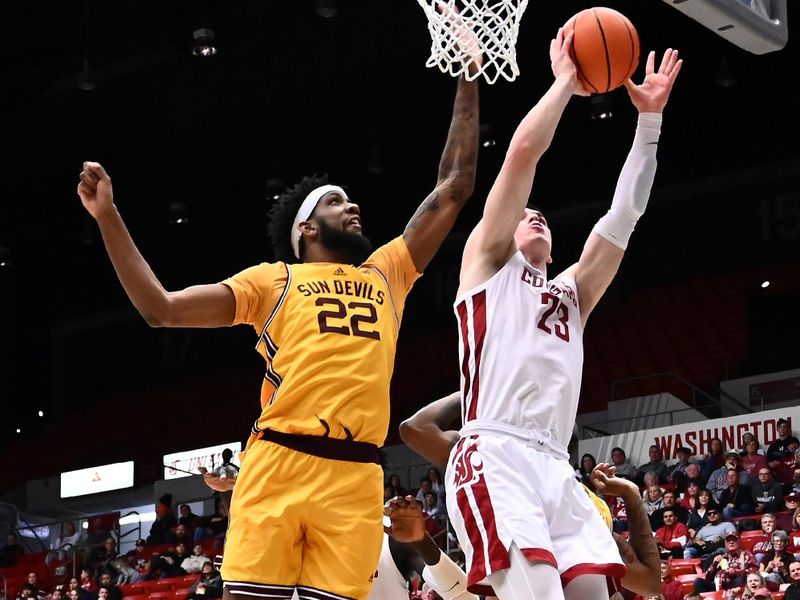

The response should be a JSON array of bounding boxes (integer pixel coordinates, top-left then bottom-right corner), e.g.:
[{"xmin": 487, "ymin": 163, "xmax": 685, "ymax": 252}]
[{"xmin": 445, "ymin": 432, "xmax": 625, "ymax": 596}]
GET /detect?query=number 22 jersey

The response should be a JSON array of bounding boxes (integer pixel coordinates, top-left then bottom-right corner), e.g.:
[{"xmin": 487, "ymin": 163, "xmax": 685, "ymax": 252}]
[
  {"xmin": 454, "ymin": 251, "xmax": 584, "ymax": 451},
  {"xmin": 223, "ymin": 237, "xmax": 420, "ymax": 447}
]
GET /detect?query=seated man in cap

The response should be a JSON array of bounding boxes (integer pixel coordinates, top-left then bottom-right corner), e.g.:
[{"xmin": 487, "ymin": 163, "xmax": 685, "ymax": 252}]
[
  {"xmin": 709, "ymin": 452, "xmax": 750, "ymax": 503},
  {"xmin": 693, "ymin": 531, "xmax": 758, "ymax": 593},
  {"xmin": 667, "ymin": 447, "xmax": 693, "ymax": 485}
]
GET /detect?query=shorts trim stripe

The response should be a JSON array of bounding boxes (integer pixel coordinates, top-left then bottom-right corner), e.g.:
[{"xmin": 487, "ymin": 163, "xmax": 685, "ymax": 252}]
[
  {"xmin": 296, "ymin": 585, "xmax": 355, "ymax": 600},
  {"xmin": 470, "ymin": 473, "xmax": 508, "ymax": 573},
  {"xmin": 467, "ymin": 290, "xmax": 487, "ymax": 422},
  {"xmin": 560, "ymin": 562, "xmax": 627, "ymax": 588},
  {"xmin": 224, "ymin": 581, "xmax": 295, "ymax": 597},
  {"xmin": 520, "ymin": 547, "xmax": 557, "ymax": 567},
  {"xmin": 456, "ymin": 486, "xmax": 487, "ymax": 591},
  {"xmin": 456, "ymin": 301, "xmax": 472, "ymax": 422}
]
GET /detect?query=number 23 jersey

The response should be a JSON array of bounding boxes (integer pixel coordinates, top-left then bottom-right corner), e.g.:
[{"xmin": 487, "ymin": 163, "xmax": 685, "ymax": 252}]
[
  {"xmin": 454, "ymin": 251, "xmax": 584, "ymax": 450},
  {"xmin": 223, "ymin": 236, "xmax": 420, "ymax": 446}
]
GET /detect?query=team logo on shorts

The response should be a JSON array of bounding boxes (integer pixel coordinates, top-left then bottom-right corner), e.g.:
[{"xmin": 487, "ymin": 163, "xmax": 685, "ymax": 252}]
[{"xmin": 452, "ymin": 443, "xmax": 483, "ymax": 488}]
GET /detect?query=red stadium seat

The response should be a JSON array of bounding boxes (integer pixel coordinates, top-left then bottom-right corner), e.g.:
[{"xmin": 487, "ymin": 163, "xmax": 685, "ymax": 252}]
[
  {"xmin": 671, "ymin": 564, "xmax": 700, "ymax": 577},
  {"xmin": 700, "ymin": 592, "xmax": 723, "ymax": 600},
  {"xmin": 157, "ymin": 577, "xmax": 187, "ymax": 588},
  {"xmin": 148, "ymin": 593, "xmax": 174, "ymax": 600},
  {"xmin": 143, "ymin": 581, "xmax": 174, "ymax": 594},
  {"xmin": 739, "ymin": 531, "xmax": 768, "ymax": 553}
]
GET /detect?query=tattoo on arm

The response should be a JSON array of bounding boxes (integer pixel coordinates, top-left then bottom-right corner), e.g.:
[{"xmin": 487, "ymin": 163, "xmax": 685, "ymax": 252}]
[{"xmin": 406, "ymin": 191, "xmax": 440, "ymax": 231}]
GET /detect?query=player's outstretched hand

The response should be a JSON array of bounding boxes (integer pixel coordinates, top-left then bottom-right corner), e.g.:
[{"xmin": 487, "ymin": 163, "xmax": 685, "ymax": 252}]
[
  {"xmin": 591, "ymin": 463, "xmax": 639, "ymax": 499},
  {"xmin": 198, "ymin": 466, "xmax": 236, "ymax": 492},
  {"xmin": 384, "ymin": 495, "xmax": 426, "ymax": 544},
  {"xmin": 624, "ymin": 48, "xmax": 682, "ymax": 114},
  {"xmin": 77, "ymin": 161, "xmax": 115, "ymax": 220},
  {"xmin": 550, "ymin": 28, "xmax": 589, "ymax": 97}
]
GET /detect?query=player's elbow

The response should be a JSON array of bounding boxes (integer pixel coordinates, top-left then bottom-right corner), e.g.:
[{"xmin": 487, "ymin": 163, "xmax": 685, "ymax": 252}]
[
  {"xmin": 437, "ymin": 171, "xmax": 475, "ymax": 206},
  {"xmin": 142, "ymin": 295, "xmax": 178, "ymax": 328},
  {"xmin": 399, "ymin": 419, "xmax": 419, "ymax": 444}
]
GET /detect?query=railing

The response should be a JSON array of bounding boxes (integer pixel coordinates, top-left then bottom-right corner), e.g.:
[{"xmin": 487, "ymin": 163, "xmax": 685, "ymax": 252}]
[
  {"xmin": 118, "ymin": 511, "xmax": 142, "ymax": 550},
  {"xmin": 1, "ymin": 573, "xmax": 7, "ymax": 600},
  {"xmin": 46, "ymin": 542, "xmax": 79, "ymax": 578}
]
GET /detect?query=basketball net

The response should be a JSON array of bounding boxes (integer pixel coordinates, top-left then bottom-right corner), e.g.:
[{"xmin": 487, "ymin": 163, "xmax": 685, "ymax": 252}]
[{"xmin": 417, "ymin": 0, "xmax": 529, "ymax": 84}]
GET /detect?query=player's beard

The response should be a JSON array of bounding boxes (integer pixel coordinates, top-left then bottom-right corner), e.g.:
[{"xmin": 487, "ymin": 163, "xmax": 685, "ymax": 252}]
[{"xmin": 317, "ymin": 219, "xmax": 373, "ymax": 265}]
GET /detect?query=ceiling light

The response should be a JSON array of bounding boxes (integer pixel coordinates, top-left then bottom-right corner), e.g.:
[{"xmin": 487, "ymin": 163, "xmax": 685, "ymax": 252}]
[
  {"xmin": 169, "ymin": 203, "xmax": 189, "ymax": 225},
  {"xmin": 761, "ymin": 280, "xmax": 770, "ymax": 288},
  {"xmin": 0, "ymin": 246, "xmax": 11, "ymax": 267},
  {"xmin": 192, "ymin": 28, "xmax": 217, "ymax": 57},
  {"xmin": 38, "ymin": 410, "xmax": 44, "ymax": 417},
  {"xmin": 590, "ymin": 94, "xmax": 614, "ymax": 120},
  {"xmin": 16, "ymin": 428, "xmax": 21, "ymax": 434},
  {"xmin": 265, "ymin": 178, "xmax": 286, "ymax": 201},
  {"xmin": 479, "ymin": 123, "xmax": 496, "ymax": 148},
  {"xmin": 315, "ymin": 0, "xmax": 338, "ymax": 18}
]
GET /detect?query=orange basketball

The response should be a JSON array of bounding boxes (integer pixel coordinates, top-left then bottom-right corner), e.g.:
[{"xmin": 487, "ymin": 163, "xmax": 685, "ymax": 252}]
[{"xmin": 563, "ymin": 7, "xmax": 640, "ymax": 94}]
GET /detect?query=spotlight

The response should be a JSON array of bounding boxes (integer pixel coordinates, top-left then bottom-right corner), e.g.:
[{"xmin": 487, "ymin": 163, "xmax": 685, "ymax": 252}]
[
  {"xmin": 0, "ymin": 246, "xmax": 10, "ymax": 267},
  {"xmin": 169, "ymin": 203, "xmax": 189, "ymax": 224},
  {"xmin": 38, "ymin": 410, "xmax": 44, "ymax": 417},
  {"xmin": 590, "ymin": 94, "xmax": 614, "ymax": 120},
  {"xmin": 479, "ymin": 123, "xmax": 496, "ymax": 148},
  {"xmin": 265, "ymin": 178, "xmax": 286, "ymax": 201},
  {"xmin": 192, "ymin": 28, "xmax": 217, "ymax": 57},
  {"xmin": 761, "ymin": 280, "xmax": 770, "ymax": 288},
  {"xmin": 16, "ymin": 428, "xmax": 21, "ymax": 434},
  {"xmin": 315, "ymin": 0, "xmax": 338, "ymax": 18}
]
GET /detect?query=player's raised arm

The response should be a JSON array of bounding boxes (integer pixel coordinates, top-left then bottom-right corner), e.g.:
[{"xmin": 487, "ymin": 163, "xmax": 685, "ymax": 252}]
[
  {"xmin": 78, "ymin": 162, "xmax": 235, "ymax": 328},
  {"xmin": 402, "ymin": 69, "xmax": 479, "ymax": 272},
  {"xmin": 568, "ymin": 49, "xmax": 682, "ymax": 321},
  {"xmin": 458, "ymin": 29, "xmax": 585, "ymax": 292},
  {"xmin": 399, "ymin": 391, "xmax": 461, "ymax": 469}
]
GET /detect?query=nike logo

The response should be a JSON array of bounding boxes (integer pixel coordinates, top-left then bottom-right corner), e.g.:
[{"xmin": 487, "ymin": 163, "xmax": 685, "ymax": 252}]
[
  {"xmin": 646, "ymin": 141, "xmax": 659, "ymax": 145},
  {"xmin": 445, "ymin": 581, "xmax": 461, "ymax": 592}
]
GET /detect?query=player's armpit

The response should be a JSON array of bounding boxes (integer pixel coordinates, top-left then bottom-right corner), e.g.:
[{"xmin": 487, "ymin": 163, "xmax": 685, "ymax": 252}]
[
  {"xmin": 570, "ymin": 232, "xmax": 624, "ymax": 323},
  {"xmin": 399, "ymin": 392, "xmax": 461, "ymax": 469}
]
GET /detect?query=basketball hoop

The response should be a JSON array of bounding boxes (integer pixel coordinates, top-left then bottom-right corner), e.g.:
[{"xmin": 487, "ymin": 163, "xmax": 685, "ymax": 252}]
[{"xmin": 417, "ymin": 0, "xmax": 530, "ymax": 84}]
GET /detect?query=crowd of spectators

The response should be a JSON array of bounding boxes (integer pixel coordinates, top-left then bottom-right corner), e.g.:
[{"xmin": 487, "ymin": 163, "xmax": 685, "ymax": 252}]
[{"xmin": 580, "ymin": 418, "xmax": 800, "ymax": 598}]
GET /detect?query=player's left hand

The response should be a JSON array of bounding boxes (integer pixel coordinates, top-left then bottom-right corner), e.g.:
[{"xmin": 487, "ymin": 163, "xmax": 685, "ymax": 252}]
[
  {"xmin": 198, "ymin": 466, "xmax": 236, "ymax": 492},
  {"xmin": 384, "ymin": 495, "xmax": 426, "ymax": 543},
  {"xmin": 591, "ymin": 463, "xmax": 639, "ymax": 499},
  {"xmin": 624, "ymin": 48, "xmax": 682, "ymax": 113}
]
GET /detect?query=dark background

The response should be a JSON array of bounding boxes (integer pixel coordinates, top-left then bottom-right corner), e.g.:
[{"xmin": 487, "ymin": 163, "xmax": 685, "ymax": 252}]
[{"xmin": 0, "ymin": 0, "xmax": 798, "ymax": 491}]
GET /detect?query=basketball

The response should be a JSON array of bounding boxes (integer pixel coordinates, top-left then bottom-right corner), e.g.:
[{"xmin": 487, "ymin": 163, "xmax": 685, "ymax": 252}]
[{"xmin": 564, "ymin": 7, "xmax": 640, "ymax": 94}]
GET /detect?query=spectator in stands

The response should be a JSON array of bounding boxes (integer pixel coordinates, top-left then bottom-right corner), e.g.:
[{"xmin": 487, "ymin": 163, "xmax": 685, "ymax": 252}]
[
  {"xmin": 776, "ymin": 441, "xmax": 800, "ymax": 489},
  {"xmin": 181, "ymin": 544, "xmax": 209, "ymax": 574},
  {"xmin": 694, "ymin": 531, "xmax": 757, "ymax": 593},
  {"xmin": 82, "ymin": 518, "xmax": 111, "ymax": 567},
  {"xmin": 742, "ymin": 440, "xmax": 769, "ymax": 485},
  {"xmin": 709, "ymin": 452, "xmax": 749, "ymax": 503},
  {"xmin": 720, "ymin": 468, "xmax": 755, "ymax": 520},
  {"xmin": 147, "ymin": 494, "xmax": 177, "ymax": 545},
  {"xmin": 26, "ymin": 573, "xmax": 47, "ymax": 599},
  {"xmin": 642, "ymin": 471, "xmax": 661, "ymax": 492},
  {"xmin": 386, "ymin": 474, "xmax": 407, "ymax": 498},
  {"xmin": 48, "ymin": 588, "xmax": 63, "ymax": 600},
  {"xmin": 0, "ymin": 532, "xmax": 25, "ymax": 567},
  {"xmin": 195, "ymin": 501, "xmax": 227, "ymax": 542},
  {"xmin": 752, "ymin": 513, "xmax": 777, "ymax": 563},
  {"xmin": 753, "ymin": 468, "xmax": 784, "ymax": 514},
  {"xmin": 170, "ymin": 525, "xmax": 192, "ymax": 547},
  {"xmin": 667, "ymin": 446, "xmax": 693, "ymax": 484},
  {"xmin": 700, "ymin": 437, "xmax": 727, "ymax": 480},
  {"xmin": 635, "ymin": 445, "xmax": 668, "ymax": 486},
  {"xmin": 67, "ymin": 591, "xmax": 80, "ymax": 600},
  {"xmin": 421, "ymin": 491, "xmax": 447, "ymax": 535},
  {"xmin": 177, "ymin": 505, "xmax": 201, "ymax": 540},
  {"xmin": 415, "ymin": 478, "xmax": 434, "ymax": 505},
  {"xmin": 16, "ymin": 584, "xmax": 40, "ymax": 600},
  {"xmin": 144, "ymin": 546, "xmax": 186, "ymax": 580},
  {"xmin": 172, "ymin": 542, "xmax": 190, "ymax": 561},
  {"xmin": 426, "ymin": 467, "xmax": 445, "ymax": 504},
  {"xmin": 784, "ymin": 561, "xmax": 800, "ymax": 600},
  {"xmin": 643, "ymin": 485, "xmax": 665, "ymax": 516},
  {"xmin": 85, "ymin": 538, "xmax": 117, "ymax": 575},
  {"xmin": 655, "ymin": 509, "xmax": 689, "ymax": 558},
  {"xmin": 687, "ymin": 488, "xmax": 716, "ymax": 538},
  {"xmin": 652, "ymin": 491, "xmax": 689, "ymax": 530},
  {"xmin": 46, "ymin": 522, "xmax": 84, "ymax": 565},
  {"xmin": 680, "ymin": 481, "xmax": 702, "ymax": 511},
  {"xmin": 740, "ymin": 432, "xmax": 756, "ymax": 454},
  {"xmin": 684, "ymin": 507, "xmax": 736, "ymax": 559},
  {"xmin": 124, "ymin": 539, "xmax": 148, "ymax": 573},
  {"xmin": 660, "ymin": 560, "xmax": 684, "ymax": 600},
  {"xmin": 78, "ymin": 569, "xmax": 96, "ymax": 597},
  {"xmin": 97, "ymin": 572, "xmax": 122, "ymax": 600},
  {"xmin": 611, "ymin": 446, "xmax": 636, "ymax": 480},
  {"xmin": 677, "ymin": 463, "xmax": 707, "ymax": 495},
  {"xmin": 213, "ymin": 449, "xmax": 239, "ymax": 480},
  {"xmin": 107, "ymin": 557, "xmax": 142, "ymax": 586},
  {"xmin": 759, "ymin": 530, "xmax": 793, "ymax": 584},
  {"xmin": 768, "ymin": 419, "xmax": 800, "ymax": 470},
  {"xmin": 727, "ymin": 572, "xmax": 767, "ymax": 600},
  {"xmin": 578, "ymin": 453, "xmax": 598, "ymax": 491},
  {"xmin": 187, "ymin": 561, "xmax": 222, "ymax": 600}
]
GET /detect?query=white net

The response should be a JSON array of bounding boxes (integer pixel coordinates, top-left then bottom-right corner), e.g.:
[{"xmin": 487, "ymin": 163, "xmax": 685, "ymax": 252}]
[{"xmin": 417, "ymin": 0, "xmax": 530, "ymax": 84}]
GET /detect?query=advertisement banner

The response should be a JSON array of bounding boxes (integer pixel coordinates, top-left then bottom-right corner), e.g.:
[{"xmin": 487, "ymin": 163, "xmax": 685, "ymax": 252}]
[
  {"xmin": 60, "ymin": 461, "xmax": 134, "ymax": 498},
  {"xmin": 163, "ymin": 442, "xmax": 241, "ymax": 480}
]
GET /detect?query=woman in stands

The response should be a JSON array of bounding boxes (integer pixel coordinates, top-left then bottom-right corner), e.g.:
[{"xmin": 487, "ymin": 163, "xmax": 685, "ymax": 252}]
[
  {"xmin": 786, "ymin": 507, "xmax": 800, "ymax": 555},
  {"xmin": 687, "ymin": 488, "xmax": 716, "ymax": 539},
  {"xmin": 701, "ymin": 437, "xmax": 727, "ymax": 480},
  {"xmin": 680, "ymin": 481, "xmax": 701, "ymax": 511},
  {"xmin": 741, "ymin": 439, "xmax": 768, "ymax": 485},
  {"xmin": 643, "ymin": 485, "xmax": 665, "ymax": 516},
  {"xmin": 187, "ymin": 561, "xmax": 222, "ymax": 600}
]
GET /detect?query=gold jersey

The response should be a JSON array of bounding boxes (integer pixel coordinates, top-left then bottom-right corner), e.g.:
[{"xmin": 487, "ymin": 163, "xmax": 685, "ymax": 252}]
[{"xmin": 223, "ymin": 237, "xmax": 420, "ymax": 447}]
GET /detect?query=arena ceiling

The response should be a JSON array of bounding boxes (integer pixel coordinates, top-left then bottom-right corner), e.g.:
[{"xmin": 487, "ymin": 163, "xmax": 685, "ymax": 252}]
[{"xmin": 0, "ymin": 0, "xmax": 798, "ymax": 458}]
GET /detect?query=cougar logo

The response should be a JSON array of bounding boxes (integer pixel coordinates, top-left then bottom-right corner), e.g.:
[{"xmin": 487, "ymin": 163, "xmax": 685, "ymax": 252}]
[{"xmin": 452, "ymin": 443, "xmax": 483, "ymax": 488}]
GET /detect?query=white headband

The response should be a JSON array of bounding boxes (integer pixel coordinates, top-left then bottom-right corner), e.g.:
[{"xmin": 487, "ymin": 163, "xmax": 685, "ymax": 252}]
[{"xmin": 290, "ymin": 184, "xmax": 347, "ymax": 259}]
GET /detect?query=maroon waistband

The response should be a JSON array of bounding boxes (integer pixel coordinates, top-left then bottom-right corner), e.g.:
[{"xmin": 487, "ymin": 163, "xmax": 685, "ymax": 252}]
[{"xmin": 258, "ymin": 429, "xmax": 380, "ymax": 464}]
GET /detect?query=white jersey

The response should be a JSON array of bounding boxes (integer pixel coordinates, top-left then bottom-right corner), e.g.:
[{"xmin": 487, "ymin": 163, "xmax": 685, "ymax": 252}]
[
  {"xmin": 368, "ymin": 533, "xmax": 409, "ymax": 600},
  {"xmin": 454, "ymin": 251, "xmax": 584, "ymax": 451}
]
